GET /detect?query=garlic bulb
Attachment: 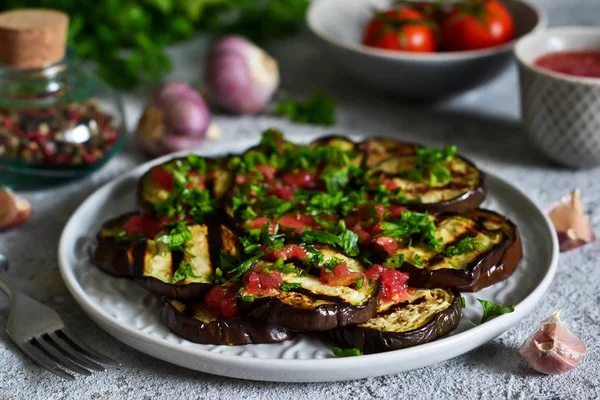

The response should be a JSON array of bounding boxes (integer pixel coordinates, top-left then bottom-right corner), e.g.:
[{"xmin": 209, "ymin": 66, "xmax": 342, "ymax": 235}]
[
  {"xmin": 520, "ymin": 311, "xmax": 587, "ymax": 375},
  {"xmin": 548, "ymin": 189, "xmax": 595, "ymax": 252},
  {"xmin": 0, "ymin": 186, "xmax": 32, "ymax": 231}
]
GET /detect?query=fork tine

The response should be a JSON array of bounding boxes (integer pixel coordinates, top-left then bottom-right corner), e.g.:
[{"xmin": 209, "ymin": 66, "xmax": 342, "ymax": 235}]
[
  {"xmin": 18, "ymin": 341, "xmax": 75, "ymax": 380},
  {"xmin": 47, "ymin": 333, "xmax": 105, "ymax": 372},
  {"xmin": 57, "ymin": 328, "xmax": 118, "ymax": 365},
  {"xmin": 33, "ymin": 338, "xmax": 91, "ymax": 376}
]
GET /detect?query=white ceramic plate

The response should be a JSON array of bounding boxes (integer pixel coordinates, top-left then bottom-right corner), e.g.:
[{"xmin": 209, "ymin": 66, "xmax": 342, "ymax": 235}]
[{"xmin": 58, "ymin": 134, "xmax": 558, "ymax": 382}]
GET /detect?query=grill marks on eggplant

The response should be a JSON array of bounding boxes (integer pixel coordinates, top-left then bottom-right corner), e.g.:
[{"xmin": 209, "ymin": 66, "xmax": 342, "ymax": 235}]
[
  {"xmin": 128, "ymin": 223, "xmax": 237, "ymax": 300},
  {"xmin": 161, "ymin": 300, "xmax": 294, "ymax": 345},
  {"xmin": 93, "ymin": 212, "xmax": 140, "ymax": 278},
  {"xmin": 329, "ymin": 288, "xmax": 461, "ymax": 354}
]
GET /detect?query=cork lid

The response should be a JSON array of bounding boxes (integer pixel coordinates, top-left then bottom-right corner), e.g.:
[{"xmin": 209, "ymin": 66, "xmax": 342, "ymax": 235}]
[{"xmin": 0, "ymin": 9, "xmax": 69, "ymax": 69}]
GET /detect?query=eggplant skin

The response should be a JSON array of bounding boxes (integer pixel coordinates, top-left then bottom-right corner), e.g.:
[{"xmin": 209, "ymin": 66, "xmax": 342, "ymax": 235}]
[
  {"xmin": 329, "ymin": 290, "xmax": 462, "ymax": 354},
  {"xmin": 401, "ymin": 209, "xmax": 523, "ymax": 292},
  {"xmin": 238, "ymin": 287, "xmax": 380, "ymax": 332},
  {"xmin": 92, "ymin": 212, "xmax": 139, "ymax": 278},
  {"xmin": 161, "ymin": 300, "xmax": 294, "ymax": 345}
]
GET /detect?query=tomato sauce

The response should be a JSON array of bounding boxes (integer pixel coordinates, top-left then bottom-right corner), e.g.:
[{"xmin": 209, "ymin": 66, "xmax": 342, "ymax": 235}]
[{"xmin": 534, "ymin": 51, "xmax": 600, "ymax": 78}]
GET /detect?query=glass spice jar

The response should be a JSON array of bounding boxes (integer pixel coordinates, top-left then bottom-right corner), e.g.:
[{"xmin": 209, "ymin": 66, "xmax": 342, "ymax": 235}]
[{"xmin": 0, "ymin": 9, "xmax": 127, "ymax": 188}]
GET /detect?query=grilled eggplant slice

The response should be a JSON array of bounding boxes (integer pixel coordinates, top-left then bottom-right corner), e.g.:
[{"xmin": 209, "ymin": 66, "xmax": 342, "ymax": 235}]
[
  {"xmin": 137, "ymin": 156, "xmax": 233, "ymax": 214},
  {"xmin": 238, "ymin": 247, "xmax": 379, "ymax": 332},
  {"xmin": 359, "ymin": 138, "xmax": 417, "ymax": 169},
  {"xmin": 390, "ymin": 209, "xmax": 522, "ymax": 292},
  {"xmin": 93, "ymin": 212, "xmax": 141, "ymax": 278},
  {"xmin": 310, "ymin": 135, "xmax": 364, "ymax": 167},
  {"xmin": 161, "ymin": 300, "xmax": 294, "ymax": 345},
  {"xmin": 367, "ymin": 153, "xmax": 486, "ymax": 214},
  {"xmin": 329, "ymin": 288, "xmax": 461, "ymax": 354},
  {"xmin": 128, "ymin": 224, "xmax": 237, "ymax": 300}
]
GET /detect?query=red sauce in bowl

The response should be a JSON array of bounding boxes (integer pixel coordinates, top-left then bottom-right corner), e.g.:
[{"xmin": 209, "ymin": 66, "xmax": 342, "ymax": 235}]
[{"xmin": 534, "ymin": 51, "xmax": 600, "ymax": 78}]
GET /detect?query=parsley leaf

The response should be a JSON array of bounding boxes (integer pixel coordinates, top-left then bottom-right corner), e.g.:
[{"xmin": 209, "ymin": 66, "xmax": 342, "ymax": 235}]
[
  {"xmin": 379, "ymin": 211, "xmax": 441, "ymax": 249},
  {"xmin": 477, "ymin": 299, "xmax": 515, "ymax": 323},
  {"xmin": 281, "ymin": 283, "xmax": 302, "ymax": 291},
  {"xmin": 383, "ymin": 254, "xmax": 405, "ymax": 268},
  {"xmin": 460, "ymin": 296, "xmax": 466, "ymax": 308},
  {"xmin": 331, "ymin": 347, "xmax": 362, "ymax": 357},
  {"xmin": 301, "ymin": 223, "xmax": 359, "ymax": 257},
  {"xmin": 171, "ymin": 261, "xmax": 200, "ymax": 283},
  {"xmin": 274, "ymin": 92, "xmax": 336, "ymax": 126},
  {"xmin": 241, "ymin": 295, "xmax": 255, "ymax": 303},
  {"xmin": 400, "ymin": 144, "xmax": 457, "ymax": 186},
  {"xmin": 156, "ymin": 222, "xmax": 193, "ymax": 253},
  {"xmin": 441, "ymin": 237, "xmax": 485, "ymax": 257}
]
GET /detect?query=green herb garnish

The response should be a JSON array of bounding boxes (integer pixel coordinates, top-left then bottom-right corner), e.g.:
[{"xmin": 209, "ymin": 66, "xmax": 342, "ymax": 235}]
[
  {"xmin": 241, "ymin": 295, "xmax": 255, "ymax": 303},
  {"xmin": 379, "ymin": 211, "xmax": 441, "ymax": 250},
  {"xmin": 355, "ymin": 276, "xmax": 364, "ymax": 289},
  {"xmin": 331, "ymin": 347, "xmax": 362, "ymax": 357},
  {"xmin": 399, "ymin": 144, "xmax": 457, "ymax": 186},
  {"xmin": 383, "ymin": 254, "xmax": 405, "ymax": 269},
  {"xmin": 413, "ymin": 254, "xmax": 423, "ymax": 266},
  {"xmin": 281, "ymin": 283, "xmax": 302, "ymax": 291},
  {"xmin": 460, "ymin": 296, "xmax": 466, "ymax": 308},
  {"xmin": 477, "ymin": 299, "xmax": 515, "ymax": 323},
  {"xmin": 156, "ymin": 222, "xmax": 193, "ymax": 253},
  {"xmin": 301, "ymin": 222, "xmax": 359, "ymax": 256},
  {"xmin": 274, "ymin": 92, "xmax": 336, "ymax": 126},
  {"xmin": 171, "ymin": 261, "xmax": 200, "ymax": 283},
  {"xmin": 441, "ymin": 237, "xmax": 485, "ymax": 257}
]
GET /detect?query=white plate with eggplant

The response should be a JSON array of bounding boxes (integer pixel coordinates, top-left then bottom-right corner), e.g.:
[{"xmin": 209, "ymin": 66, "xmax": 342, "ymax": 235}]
[{"xmin": 58, "ymin": 131, "xmax": 558, "ymax": 382}]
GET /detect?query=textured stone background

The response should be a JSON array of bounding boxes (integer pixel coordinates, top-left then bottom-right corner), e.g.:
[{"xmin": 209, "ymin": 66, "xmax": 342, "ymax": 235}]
[{"xmin": 1, "ymin": 0, "xmax": 600, "ymax": 398}]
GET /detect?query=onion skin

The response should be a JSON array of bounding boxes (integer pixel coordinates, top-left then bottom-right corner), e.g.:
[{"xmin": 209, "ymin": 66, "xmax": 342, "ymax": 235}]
[
  {"xmin": 0, "ymin": 187, "xmax": 32, "ymax": 231},
  {"xmin": 547, "ymin": 189, "xmax": 596, "ymax": 252},
  {"xmin": 520, "ymin": 311, "xmax": 587, "ymax": 375},
  {"xmin": 204, "ymin": 35, "xmax": 280, "ymax": 115},
  {"xmin": 136, "ymin": 82, "xmax": 211, "ymax": 157}
]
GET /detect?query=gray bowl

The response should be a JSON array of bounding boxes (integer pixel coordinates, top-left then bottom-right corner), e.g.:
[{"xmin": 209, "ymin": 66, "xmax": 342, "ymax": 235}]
[
  {"xmin": 515, "ymin": 27, "xmax": 600, "ymax": 168},
  {"xmin": 307, "ymin": 0, "xmax": 546, "ymax": 99}
]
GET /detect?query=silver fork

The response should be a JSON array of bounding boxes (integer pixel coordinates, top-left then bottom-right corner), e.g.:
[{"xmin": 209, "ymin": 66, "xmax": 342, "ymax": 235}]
[{"xmin": 0, "ymin": 254, "xmax": 117, "ymax": 380}]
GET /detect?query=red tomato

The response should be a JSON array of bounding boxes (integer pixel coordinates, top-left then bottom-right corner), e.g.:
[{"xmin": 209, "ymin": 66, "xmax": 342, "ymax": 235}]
[
  {"xmin": 374, "ymin": 236, "xmax": 398, "ymax": 256},
  {"xmin": 271, "ymin": 245, "xmax": 307, "ymax": 261},
  {"xmin": 256, "ymin": 164, "xmax": 277, "ymax": 183},
  {"xmin": 245, "ymin": 271, "xmax": 283, "ymax": 295},
  {"xmin": 267, "ymin": 184, "xmax": 295, "ymax": 201},
  {"xmin": 150, "ymin": 166, "xmax": 174, "ymax": 190},
  {"xmin": 320, "ymin": 263, "xmax": 363, "ymax": 286},
  {"xmin": 363, "ymin": 8, "xmax": 437, "ymax": 53},
  {"xmin": 205, "ymin": 286, "xmax": 238, "ymax": 317},
  {"xmin": 383, "ymin": 179, "xmax": 399, "ymax": 190},
  {"xmin": 441, "ymin": 0, "xmax": 514, "ymax": 51},
  {"xmin": 380, "ymin": 268, "xmax": 409, "ymax": 302},
  {"xmin": 282, "ymin": 170, "xmax": 319, "ymax": 189},
  {"xmin": 123, "ymin": 215, "xmax": 145, "ymax": 235},
  {"xmin": 278, "ymin": 213, "xmax": 316, "ymax": 233},
  {"xmin": 123, "ymin": 214, "xmax": 163, "ymax": 237},
  {"xmin": 185, "ymin": 171, "xmax": 205, "ymax": 190}
]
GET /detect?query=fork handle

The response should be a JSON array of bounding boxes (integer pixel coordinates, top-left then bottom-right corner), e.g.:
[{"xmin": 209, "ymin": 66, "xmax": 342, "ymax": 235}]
[{"xmin": 0, "ymin": 264, "xmax": 14, "ymax": 299}]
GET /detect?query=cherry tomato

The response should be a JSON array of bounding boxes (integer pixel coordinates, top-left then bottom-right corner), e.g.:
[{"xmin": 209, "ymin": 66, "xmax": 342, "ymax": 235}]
[
  {"xmin": 363, "ymin": 7, "xmax": 437, "ymax": 53},
  {"xmin": 441, "ymin": 0, "xmax": 515, "ymax": 51}
]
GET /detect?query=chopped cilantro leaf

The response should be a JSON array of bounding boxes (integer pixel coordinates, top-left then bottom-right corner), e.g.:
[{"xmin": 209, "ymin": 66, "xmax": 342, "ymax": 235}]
[
  {"xmin": 413, "ymin": 254, "xmax": 423, "ymax": 266},
  {"xmin": 171, "ymin": 261, "xmax": 200, "ymax": 283},
  {"xmin": 383, "ymin": 254, "xmax": 405, "ymax": 269},
  {"xmin": 156, "ymin": 222, "xmax": 192, "ymax": 253},
  {"xmin": 331, "ymin": 347, "xmax": 362, "ymax": 357},
  {"xmin": 241, "ymin": 295, "xmax": 255, "ymax": 303},
  {"xmin": 477, "ymin": 299, "xmax": 515, "ymax": 323},
  {"xmin": 281, "ymin": 283, "xmax": 302, "ymax": 291},
  {"xmin": 355, "ymin": 276, "xmax": 364, "ymax": 289},
  {"xmin": 379, "ymin": 211, "xmax": 441, "ymax": 250},
  {"xmin": 441, "ymin": 237, "xmax": 485, "ymax": 257}
]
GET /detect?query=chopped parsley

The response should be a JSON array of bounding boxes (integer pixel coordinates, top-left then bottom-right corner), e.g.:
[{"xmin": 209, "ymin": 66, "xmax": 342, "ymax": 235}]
[
  {"xmin": 355, "ymin": 276, "xmax": 364, "ymax": 289},
  {"xmin": 383, "ymin": 254, "xmax": 405, "ymax": 269},
  {"xmin": 460, "ymin": 296, "xmax": 466, "ymax": 308},
  {"xmin": 156, "ymin": 222, "xmax": 193, "ymax": 253},
  {"xmin": 274, "ymin": 92, "xmax": 337, "ymax": 126},
  {"xmin": 171, "ymin": 261, "xmax": 200, "ymax": 283},
  {"xmin": 281, "ymin": 283, "xmax": 302, "ymax": 291},
  {"xmin": 331, "ymin": 347, "xmax": 362, "ymax": 357},
  {"xmin": 379, "ymin": 211, "xmax": 441, "ymax": 250},
  {"xmin": 441, "ymin": 237, "xmax": 485, "ymax": 257},
  {"xmin": 323, "ymin": 256, "xmax": 344, "ymax": 272},
  {"xmin": 477, "ymin": 299, "xmax": 515, "ymax": 323},
  {"xmin": 413, "ymin": 254, "xmax": 423, "ymax": 266},
  {"xmin": 301, "ymin": 221, "xmax": 359, "ymax": 256},
  {"xmin": 399, "ymin": 144, "xmax": 457, "ymax": 186},
  {"xmin": 241, "ymin": 295, "xmax": 255, "ymax": 303}
]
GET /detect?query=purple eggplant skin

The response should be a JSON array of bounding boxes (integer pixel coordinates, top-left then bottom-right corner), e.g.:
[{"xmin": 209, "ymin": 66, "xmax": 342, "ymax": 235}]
[
  {"xmin": 400, "ymin": 209, "xmax": 523, "ymax": 292},
  {"xmin": 329, "ymin": 289, "xmax": 462, "ymax": 354},
  {"xmin": 238, "ymin": 287, "xmax": 380, "ymax": 332},
  {"xmin": 93, "ymin": 212, "xmax": 140, "ymax": 278},
  {"xmin": 161, "ymin": 300, "xmax": 294, "ymax": 345},
  {"xmin": 127, "ymin": 239, "xmax": 213, "ymax": 301}
]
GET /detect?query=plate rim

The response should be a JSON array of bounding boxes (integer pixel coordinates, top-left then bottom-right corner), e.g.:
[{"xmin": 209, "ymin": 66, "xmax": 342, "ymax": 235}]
[{"xmin": 57, "ymin": 135, "xmax": 559, "ymax": 378}]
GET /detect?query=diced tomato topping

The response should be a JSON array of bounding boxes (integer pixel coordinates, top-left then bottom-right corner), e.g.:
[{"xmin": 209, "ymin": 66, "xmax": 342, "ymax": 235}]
[
  {"xmin": 388, "ymin": 205, "xmax": 407, "ymax": 218},
  {"xmin": 369, "ymin": 222, "xmax": 384, "ymax": 236},
  {"xmin": 235, "ymin": 174, "xmax": 247, "ymax": 185},
  {"xmin": 245, "ymin": 271, "xmax": 283, "ymax": 295},
  {"xmin": 384, "ymin": 179, "xmax": 399, "ymax": 190},
  {"xmin": 374, "ymin": 236, "xmax": 398, "ymax": 256},
  {"xmin": 257, "ymin": 164, "xmax": 276, "ymax": 183},
  {"xmin": 123, "ymin": 215, "xmax": 145, "ymax": 234},
  {"xmin": 278, "ymin": 213, "xmax": 316, "ymax": 233},
  {"xmin": 282, "ymin": 170, "xmax": 319, "ymax": 189},
  {"xmin": 365, "ymin": 264, "xmax": 386, "ymax": 281},
  {"xmin": 205, "ymin": 286, "xmax": 238, "ymax": 318},
  {"xmin": 271, "ymin": 245, "xmax": 307, "ymax": 261},
  {"xmin": 380, "ymin": 268, "xmax": 409, "ymax": 303},
  {"xmin": 150, "ymin": 166, "xmax": 174, "ymax": 190},
  {"xmin": 251, "ymin": 217, "xmax": 272, "ymax": 230},
  {"xmin": 185, "ymin": 171, "xmax": 205, "ymax": 190},
  {"xmin": 320, "ymin": 262, "xmax": 363, "ymax": 286},
  {"xmin": 267, "ymin": 184, "xmax": 295, "ymax": 201},
  {"xmin": 357, "ymin": 230, "xmax": 373, "ymax": 246}
]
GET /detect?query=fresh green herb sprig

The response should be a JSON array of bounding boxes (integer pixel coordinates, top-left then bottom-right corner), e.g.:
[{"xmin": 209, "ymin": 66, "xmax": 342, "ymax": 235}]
[
  {"xmin": 400, "ymin": 144, "xmax": 457, "ymax": 186},
  {"xmin": 172, "ymin": 261, "xmax": 201, "ymax": 283},
  {"xmin": 383, "ymin": 254, "xmax": 405, "ymax": 269},
  {"xmin": 441, "ymin": 237, "xmax": 484, "ymax": 257},
  {"xmin": 331, "ymin": 347, "xmax": 362, "ymax": 357},
  {"xmin": 5, "ymin": 1, "xmax": 310, "ymax": 88},
  {"xmin": 301, "ymin": 221, "xmax": 359, "ymax": 257},
  {"xmin": 274, "ymin": 92, "xmax": 337, "ymax": 126},
  {"xmin": 379, "ymin": 211, "xmax": 441, "ymax": 250},
  {"xmin": 156, "ymin": 222, "xmax": 193, "ymax": 253},
  {"xmin": 477, "ymin": 299, "xmax": 515, "ymax": 323},
  {"xmin": 281, "ymin": 283, "xmax": 302, "ymax": 291}
]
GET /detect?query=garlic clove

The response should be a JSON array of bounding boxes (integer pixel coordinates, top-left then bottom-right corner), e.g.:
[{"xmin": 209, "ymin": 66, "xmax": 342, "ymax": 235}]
[
  {"xmin": 0, "ymin": 187, "xmax": 32, "ymax": 231},
  {"xmin": 547, "ymin": 189, "xmax": 596, "ymax": 252},
  {"xmin": 520, "ymin": 311, "xmax": 587, "ymax": 375}
]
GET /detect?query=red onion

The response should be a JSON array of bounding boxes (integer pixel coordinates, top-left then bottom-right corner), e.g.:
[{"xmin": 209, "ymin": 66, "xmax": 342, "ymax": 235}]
[
  {"xmin": 136, "ymin": 82, "xmax": 211, "ymax": 157},
  {"xmin": 204, "ymin": 35, "xmax": 280, "ymax": 115}
]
